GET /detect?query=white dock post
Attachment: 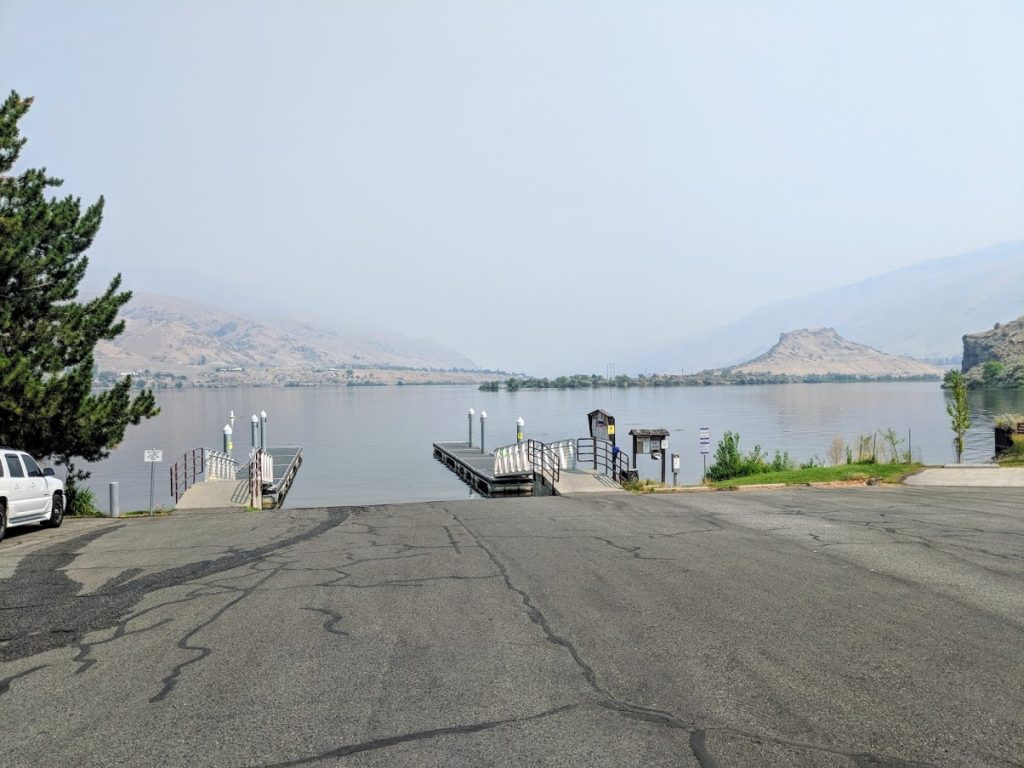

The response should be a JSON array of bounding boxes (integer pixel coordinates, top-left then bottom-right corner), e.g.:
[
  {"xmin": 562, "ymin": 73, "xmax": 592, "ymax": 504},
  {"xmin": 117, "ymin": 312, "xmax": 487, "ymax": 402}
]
[{"xmin": 468, "ymin": 408, "xmax": 475, "ymax": 447}]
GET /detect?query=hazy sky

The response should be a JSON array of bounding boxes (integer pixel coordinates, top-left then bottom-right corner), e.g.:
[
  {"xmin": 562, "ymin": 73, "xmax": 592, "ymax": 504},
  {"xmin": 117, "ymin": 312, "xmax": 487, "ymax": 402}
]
[{"xmin": 2, "ymin": 1, "xmax": 1022, "ymax": 373}]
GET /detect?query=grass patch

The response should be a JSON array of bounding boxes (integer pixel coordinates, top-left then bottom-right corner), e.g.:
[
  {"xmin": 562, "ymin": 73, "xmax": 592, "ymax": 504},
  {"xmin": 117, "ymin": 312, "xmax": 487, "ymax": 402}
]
[
  {"xmin": 709, "ymin": 463, "xmax": 922, "ymax": 488},
  {"xmin": 622, "ymin": 478, "xmax": 659, "ymax": 494},
  {"xmin": 998, "ymin": 433, "xmax": 1024, "ymax": 466},
  {"xmin": 121, "ymin": 508, "xmax": 173, "ymax": 517}
]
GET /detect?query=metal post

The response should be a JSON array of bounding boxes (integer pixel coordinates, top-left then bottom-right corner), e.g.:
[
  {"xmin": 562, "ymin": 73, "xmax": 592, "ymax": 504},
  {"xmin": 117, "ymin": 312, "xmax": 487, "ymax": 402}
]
[
  {"xmin": 223, "ymin": 424, "xmax": 233, "ymax": 454},
  {"xmin": 260, "ymin": 410, "xmax": 268, "ymax": 450},
  {"xmin": 251, "ymin": 414, "xmax": 259, "ymax": 449},
  {"xmin": 109, "ymin": 482, "xmax": 119, "ymax": 518},
  {"xmin": 480, "ymin": 411, "xmax": 487, "ymax": 453},
  {"xmin": 703, "ymin": 455, "xmax": 707, "ymax": 483},
  {"xmin": 661, "ymin": 445, "xmax": 667, "ymax": 484},
  {"xmin": 148, "ymin": 462, "xmax": 155, "ymax": 516},
  {"xmin": 908, "ymin": 428, "xmax": 912, "ymax": 463},
  {"xmin": 468, "ymin": 408, "xmax": 475, "ymax": 447},
  {"xmin": 672, "ymin": 454, "xmax": 679, "ymax": 487},
  {"xmin": 229, "ymin": 410, "xmax": 235, "ymax": 429},
  {"xmin": 516, "ymin": 417, "xmax": 524, "ymax": 444}
]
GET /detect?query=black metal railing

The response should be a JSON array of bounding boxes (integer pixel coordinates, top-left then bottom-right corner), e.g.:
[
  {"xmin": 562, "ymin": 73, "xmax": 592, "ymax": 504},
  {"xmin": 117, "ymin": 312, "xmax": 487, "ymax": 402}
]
[
  {"xmin": 525, "ymin": 439, "xmax": 561, "ymax": 488},
  {"xmin": 576, "ymin": 438, "xmax": 630, "ymax": 481},
  {"xmin": 170, "ymin": 448, "xmax": 205, "ymax": 502}
]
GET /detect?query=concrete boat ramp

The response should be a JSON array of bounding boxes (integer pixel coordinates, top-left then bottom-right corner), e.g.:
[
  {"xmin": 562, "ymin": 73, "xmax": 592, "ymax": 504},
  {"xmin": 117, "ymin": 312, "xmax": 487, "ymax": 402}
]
[{"xmin": 905, "ymin": 464, "xmax": 1024, "ymax": 487}]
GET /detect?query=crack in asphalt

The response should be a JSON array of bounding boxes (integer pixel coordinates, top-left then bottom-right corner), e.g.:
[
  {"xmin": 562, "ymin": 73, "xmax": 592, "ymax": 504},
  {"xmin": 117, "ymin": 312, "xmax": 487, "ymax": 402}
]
[
  {"xmin": 443, "ymin": 524, "xmax": 463, "ymax": 555},
  {"xmin": 0, "ymin": 664, "xmax": 47, "ymax": 695},
  {"xmin": 302, "ymin": 606, "xmax": 348, "ymax": 636},
  {"xmin": 254, "ymin": 702, "xmax": 582, "ymax": 767},
  {"xmin": 0, "ymin": 508, "xmax": 351, "ymax": 666},
  {"xmin": 151, "ymin": 565, "xmax": 282, "ymax": 703},
  {"xmin": 591, "ymin": 536, "xmax": 673, "ymax": 561}
]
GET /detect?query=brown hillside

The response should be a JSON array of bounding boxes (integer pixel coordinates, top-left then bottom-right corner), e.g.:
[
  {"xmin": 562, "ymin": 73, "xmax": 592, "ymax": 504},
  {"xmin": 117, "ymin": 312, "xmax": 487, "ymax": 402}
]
[{"xmin": 732, "ymin": 328, "xmax": 943, "ymax": 377}]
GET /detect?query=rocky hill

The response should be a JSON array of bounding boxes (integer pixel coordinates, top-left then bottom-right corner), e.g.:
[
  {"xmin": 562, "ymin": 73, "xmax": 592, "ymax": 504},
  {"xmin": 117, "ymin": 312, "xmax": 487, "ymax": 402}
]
[
  {"xmin": 731, "ymin": 328, "xmax": 943, "ymax": 378},
  {"xmin": 655, "ymin": 240, "xmax": 1024, "ymax": 372},
  {"xmin": 94, "ymin": 292, "xmax": 478, "ymax": 374},
  {"xmin": 962, "ymin": 315, "xmax": 1024, "ymax": 372}
]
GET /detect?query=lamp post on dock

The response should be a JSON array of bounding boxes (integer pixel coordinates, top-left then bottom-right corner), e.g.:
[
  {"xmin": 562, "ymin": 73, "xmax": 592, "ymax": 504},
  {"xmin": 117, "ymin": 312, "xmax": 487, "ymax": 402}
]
[
  {"xmin": 468, "ymin": 408, "xmax": 475, "ymax": 447},
  {"xmin": 516, "ymin": 417, "xmax": 524, "ymax": 444},
  {"xmin": 480, "ymin": 411, "xmax": 487, "ymax": 453},
  {"xmin": 251, "ymin": 414, "xmax": 259, "ymax": 450},
  {"xmin": 223, "ymin": 424, "xmax": 233, "ymax": 454},
  {"xmin": 260, "ymin": 410, "xmax": 268, "ymax": 450}
]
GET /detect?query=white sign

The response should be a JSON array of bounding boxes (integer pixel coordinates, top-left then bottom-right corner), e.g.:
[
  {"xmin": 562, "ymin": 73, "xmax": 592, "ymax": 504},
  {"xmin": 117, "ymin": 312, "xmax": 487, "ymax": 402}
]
[
  {"xmin": 699, "ymin": 427, "xmax": 711, "ymax": 455},
  {"xmin": 672, "ymin": 454, "xmax": 681, "ymax": 471},
  {"xmin": 144, "ymin": 450, "xmax": 163, "ymax": 463}
]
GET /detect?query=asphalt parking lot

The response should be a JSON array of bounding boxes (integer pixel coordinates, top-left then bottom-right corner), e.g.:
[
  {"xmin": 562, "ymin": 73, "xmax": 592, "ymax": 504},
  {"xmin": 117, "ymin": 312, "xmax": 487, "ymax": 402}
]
[{"xmin": 1, "ymin": 486, "xmax": 1022, "ymax": 767}]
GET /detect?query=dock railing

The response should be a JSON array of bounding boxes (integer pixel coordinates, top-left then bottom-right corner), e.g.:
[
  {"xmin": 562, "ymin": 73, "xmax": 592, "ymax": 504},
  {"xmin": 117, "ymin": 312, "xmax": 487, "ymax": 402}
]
[
  {"xmin": 493, "ymin": 439, "xmax": 561, "ymax": 488},
  {"xmin": 205, "ymin": 449, "xmax": 239, "ymax": 481},
  {"xmin": 575, "ymin": 438, "xmax": 630, "ymax": 481},
  {"xmin": 240, "ymin": 448, "xmax": 267, "ymax": 509}
]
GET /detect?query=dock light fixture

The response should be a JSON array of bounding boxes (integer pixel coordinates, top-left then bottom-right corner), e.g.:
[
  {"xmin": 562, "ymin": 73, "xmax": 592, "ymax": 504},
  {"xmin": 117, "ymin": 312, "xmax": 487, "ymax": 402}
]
[
  {"xmin": 223, "ymin": 424, "xmax": 233, "ymax": 454},
  {"xmin": 480, "ymin": 411, "xmax": 487, "ymax": 453},
  {"xmin": 260, "ymin": 410, "xmax": 268, "ymax": 450},
  {"xmin": 516, "ymin": 417, "xmax": 524, "ymax": 444},
  {"xmin": 229, "ymin": 410, "xmax": 235, "ymax": 428},
  {"xmin": 251, "ymin": 414, "xmax": 259, "ymax": 449},
  {"xmin": 468, "ymin": 408, "xmax": 475, "ymax": 447}
]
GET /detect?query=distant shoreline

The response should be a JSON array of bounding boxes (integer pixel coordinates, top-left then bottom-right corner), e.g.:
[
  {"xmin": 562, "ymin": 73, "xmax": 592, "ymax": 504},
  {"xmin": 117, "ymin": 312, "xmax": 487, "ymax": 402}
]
[{"xmin": 478, "ymin": 372, "xmax": 943, "ymax": 392}]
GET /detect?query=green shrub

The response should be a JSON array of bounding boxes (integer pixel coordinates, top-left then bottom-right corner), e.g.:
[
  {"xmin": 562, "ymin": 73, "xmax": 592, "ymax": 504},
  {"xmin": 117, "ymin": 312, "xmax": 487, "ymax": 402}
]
[
  {"xmin": 706, "ymin": 432, "xmax": 793, "ymax": 481},
  {"xmin": 65, "ymin": 484, "xmax": 104, "ymax": 517}
]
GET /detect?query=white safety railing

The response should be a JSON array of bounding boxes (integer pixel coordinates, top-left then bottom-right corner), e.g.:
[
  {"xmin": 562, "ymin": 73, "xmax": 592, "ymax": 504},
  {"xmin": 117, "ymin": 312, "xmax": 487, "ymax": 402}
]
[
  {"xmin": 261, "ymin": 450, "xmax": 274, "ymax": 486},
  {"xmin": 204, "ymin": 449, "xmax": 239, "ymax": 481},
  {"xmin": 548, "ymin": 439, "xmax": 576, "ymax": 471},
  {"xmin": 493, "ymin": 443, "xmax": 532, "ymax": 476}
]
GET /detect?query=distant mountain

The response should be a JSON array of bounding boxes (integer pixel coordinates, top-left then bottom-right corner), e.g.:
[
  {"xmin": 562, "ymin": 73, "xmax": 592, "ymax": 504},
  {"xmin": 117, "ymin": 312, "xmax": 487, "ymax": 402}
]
[
  {"xmin": 668, "ymin": 240, "xmax": 1024, "ymax": 370},
  {"xmin": 94, "ymin": 292, "xmax": 478, "ymax": 372},
  {"xmin": 732, "ymin": 328, "xmax": 943, "ymax": 377}
]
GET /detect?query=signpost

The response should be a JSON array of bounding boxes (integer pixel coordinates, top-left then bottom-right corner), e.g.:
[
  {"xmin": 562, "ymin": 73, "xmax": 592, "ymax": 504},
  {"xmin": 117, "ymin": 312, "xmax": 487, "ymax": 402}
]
[
  {"xmin": 699, "ymin": 428, "xmax": 711, "ymax": 482},
  {"xmin": 144, "ymin": 449, "xmax": 163, "ymax": 516}
]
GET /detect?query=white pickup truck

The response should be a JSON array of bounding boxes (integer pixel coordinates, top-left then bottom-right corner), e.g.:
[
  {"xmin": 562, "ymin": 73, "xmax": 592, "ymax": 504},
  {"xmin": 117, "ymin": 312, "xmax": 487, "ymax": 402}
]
[{"xmin": 0, "ymin": 448, "xmax": 65, "ymax": 542}]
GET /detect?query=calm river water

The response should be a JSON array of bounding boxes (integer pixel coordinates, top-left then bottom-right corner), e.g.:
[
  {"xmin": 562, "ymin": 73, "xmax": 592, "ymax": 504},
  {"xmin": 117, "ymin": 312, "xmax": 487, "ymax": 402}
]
[{"xmin": 82, "ymin": 383, "xmax": 1024, "ymax": 511}]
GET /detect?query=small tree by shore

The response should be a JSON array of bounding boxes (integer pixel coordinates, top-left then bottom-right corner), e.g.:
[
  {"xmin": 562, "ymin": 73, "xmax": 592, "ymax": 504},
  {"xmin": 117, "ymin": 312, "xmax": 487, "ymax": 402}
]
[{"xmin": 945, "ymin": 371, "xmax": 971, "ymax": 463}]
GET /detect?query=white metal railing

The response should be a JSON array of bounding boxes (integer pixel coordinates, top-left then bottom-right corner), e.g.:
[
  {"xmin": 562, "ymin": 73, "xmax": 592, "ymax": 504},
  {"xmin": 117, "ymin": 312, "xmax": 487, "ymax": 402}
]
[
  {"xmin": 548, "ymin": 439, "xmax": 576, "ymax": 471},
  {"xmin": 494, "ymin": 443, "xmax": 532, "ymax": 476},
  {"xmin": 261, "ymin": 450, "xmax": 274, "ymax": 486},
  {"xmin": 204, "ymin": 449, "xmax": 239, "ymax": 481}
]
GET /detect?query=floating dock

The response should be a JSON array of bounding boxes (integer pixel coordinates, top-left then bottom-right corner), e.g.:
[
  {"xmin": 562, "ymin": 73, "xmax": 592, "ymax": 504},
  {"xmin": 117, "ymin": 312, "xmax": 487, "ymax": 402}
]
[{"xmin": 432, "ymin": 442, "xmax": 533, "ymax": 497}]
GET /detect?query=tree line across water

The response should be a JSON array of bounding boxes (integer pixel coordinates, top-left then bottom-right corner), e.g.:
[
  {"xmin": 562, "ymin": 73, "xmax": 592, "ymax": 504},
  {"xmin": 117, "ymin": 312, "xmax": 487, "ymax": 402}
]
[{"xmin": 479, "ymin": 371, "xmax": 941, "ymax": 391}]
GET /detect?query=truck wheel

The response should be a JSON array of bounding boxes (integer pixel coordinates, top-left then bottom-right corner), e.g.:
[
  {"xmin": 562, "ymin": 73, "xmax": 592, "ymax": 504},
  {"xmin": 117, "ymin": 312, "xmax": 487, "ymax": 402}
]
[
  {"xmin": 42, "ymin": 494, "xmax": 63, "ymax": 528},
  {"xmin": 0, "ymin": 501, "xmax": 7, "ymax": 542}
]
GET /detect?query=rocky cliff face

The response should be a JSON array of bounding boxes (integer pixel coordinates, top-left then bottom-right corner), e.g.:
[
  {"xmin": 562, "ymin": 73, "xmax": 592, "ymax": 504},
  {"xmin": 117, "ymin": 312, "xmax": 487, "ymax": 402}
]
[
  {"xmin": 962, "ymin": 315, "xmax": 1024, "ymax": 372},
  {"xmin": 732, "ymin": 328, "xmax": 943, "ymax": 377}
]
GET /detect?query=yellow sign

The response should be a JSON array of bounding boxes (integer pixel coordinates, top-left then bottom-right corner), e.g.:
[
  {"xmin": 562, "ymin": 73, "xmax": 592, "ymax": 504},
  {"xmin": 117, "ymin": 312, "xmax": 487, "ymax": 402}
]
[{"xmin": 608, "ymin": 424, "xmax": 615, "ymax": 435}]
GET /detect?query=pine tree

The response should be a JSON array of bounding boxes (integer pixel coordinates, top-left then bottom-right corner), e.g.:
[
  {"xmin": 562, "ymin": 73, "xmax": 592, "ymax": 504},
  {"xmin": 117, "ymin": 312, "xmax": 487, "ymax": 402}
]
[{"xmin": 0, "ymin": 91, "xmax": 158, "ymax": 482}]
